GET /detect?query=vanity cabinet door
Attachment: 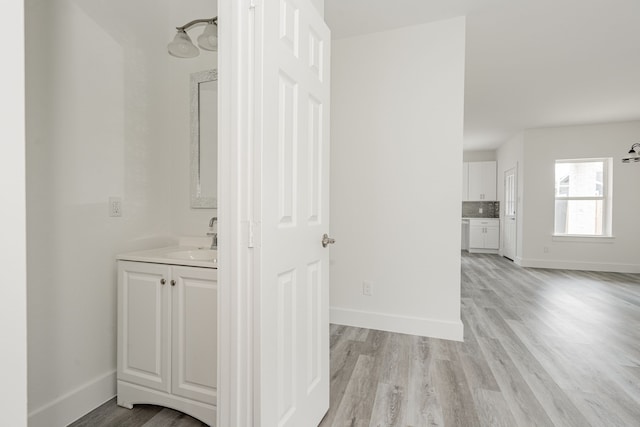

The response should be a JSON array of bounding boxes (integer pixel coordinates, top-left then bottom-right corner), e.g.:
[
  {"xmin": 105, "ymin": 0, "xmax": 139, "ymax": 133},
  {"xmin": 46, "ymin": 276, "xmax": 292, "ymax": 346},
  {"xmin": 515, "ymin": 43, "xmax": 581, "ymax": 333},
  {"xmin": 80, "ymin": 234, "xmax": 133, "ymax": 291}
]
[
  {"xmin": 171, "ymin": 266, "xmax": 218, "ymax": 405},
  {"xmin": 117, "ymin": 261, "xmax": 171, "ymax": 393}
]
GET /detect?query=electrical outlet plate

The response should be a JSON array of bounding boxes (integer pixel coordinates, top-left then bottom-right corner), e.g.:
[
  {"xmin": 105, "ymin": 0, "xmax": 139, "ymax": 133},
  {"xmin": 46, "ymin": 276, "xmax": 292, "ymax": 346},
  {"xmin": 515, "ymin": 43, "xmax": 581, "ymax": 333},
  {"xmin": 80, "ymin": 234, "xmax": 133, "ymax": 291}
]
[
  {"xmin": 109, "ymin": 197, "xmax": 122, "ymax": 217},
  {"xmin": 363, "ymin": 281, "xmax": 373, "ymax": 296}
]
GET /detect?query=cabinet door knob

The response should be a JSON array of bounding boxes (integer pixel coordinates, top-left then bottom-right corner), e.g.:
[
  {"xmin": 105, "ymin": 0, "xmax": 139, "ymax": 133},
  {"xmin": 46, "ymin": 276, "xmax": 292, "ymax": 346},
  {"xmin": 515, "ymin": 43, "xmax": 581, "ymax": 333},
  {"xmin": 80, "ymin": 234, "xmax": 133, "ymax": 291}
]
[
  {"xmin": 160, "ymin": 278, "xmax": 166, "ymax": 285},
  {"xmin": 171, "ymin": 280, "xmax": 176, "ymax": 286}
]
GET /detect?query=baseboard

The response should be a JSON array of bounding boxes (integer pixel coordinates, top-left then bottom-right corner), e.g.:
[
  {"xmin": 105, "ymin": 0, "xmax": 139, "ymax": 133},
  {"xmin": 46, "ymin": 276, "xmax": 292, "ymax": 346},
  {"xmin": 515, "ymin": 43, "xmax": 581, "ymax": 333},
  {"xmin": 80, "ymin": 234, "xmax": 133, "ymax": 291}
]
[
  {"xmin": 28, "ymin": 370, "xmax": 116, "ymax": 427},
  {"xmin": 330, "ymin": 307, "xmax": 463, "ymax": 341},
  {"xmin": 518, "ymin": 257, "xmax": 640, "ymax": 273},
  {"xmin": 468, "ymin": 248, "xmax": 499, "ymax": 254}
]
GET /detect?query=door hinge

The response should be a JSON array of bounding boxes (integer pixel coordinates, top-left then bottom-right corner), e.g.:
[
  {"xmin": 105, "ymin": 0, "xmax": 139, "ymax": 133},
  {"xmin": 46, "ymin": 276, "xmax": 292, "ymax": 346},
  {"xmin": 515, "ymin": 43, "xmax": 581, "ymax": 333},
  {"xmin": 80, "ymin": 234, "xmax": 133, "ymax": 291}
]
[
  {"xmin": 248, "ymin": 221, "xmax": 255, "ymax": 248},
  {"xmin": 249, "ymin": 0, "xmax": 257, "ymax": 9}
]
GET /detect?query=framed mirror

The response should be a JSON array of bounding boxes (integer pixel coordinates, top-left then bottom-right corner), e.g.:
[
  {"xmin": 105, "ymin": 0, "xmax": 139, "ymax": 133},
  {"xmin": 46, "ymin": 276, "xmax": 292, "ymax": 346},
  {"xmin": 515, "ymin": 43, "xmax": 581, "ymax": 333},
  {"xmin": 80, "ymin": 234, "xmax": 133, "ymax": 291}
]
[{"xmin": 190, "ymin": 69, "xmax": 218, "ymax": 208}]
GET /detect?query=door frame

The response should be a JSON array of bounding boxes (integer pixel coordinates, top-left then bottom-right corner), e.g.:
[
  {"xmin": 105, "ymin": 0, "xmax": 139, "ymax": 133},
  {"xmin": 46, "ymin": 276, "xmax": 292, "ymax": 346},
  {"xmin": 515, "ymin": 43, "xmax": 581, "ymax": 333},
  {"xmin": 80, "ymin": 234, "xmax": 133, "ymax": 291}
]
[
  {"xmin": 1, "ymin": 1, "xmax": 27, "ymax": 425},
  {"xmin": 217, "ymin": 0, "xmax": 256, "ymax": 425},
  {"xmin": 219, "ymin": 2, "xmax": 330, "ymax": 425}
]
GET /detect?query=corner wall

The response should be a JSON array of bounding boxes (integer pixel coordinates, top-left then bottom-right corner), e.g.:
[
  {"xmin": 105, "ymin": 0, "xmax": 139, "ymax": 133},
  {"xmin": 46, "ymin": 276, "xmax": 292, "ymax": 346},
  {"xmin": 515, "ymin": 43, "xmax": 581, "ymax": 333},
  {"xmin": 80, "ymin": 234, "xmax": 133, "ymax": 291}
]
[
  {"xmin": 520, "ymin": 121, "xmax": 640, "ymax": 272},
  {"xmin": 25, "ymin": 1, "xmax": 175, "ymax": 425},
  {"xmin": 330, "ymin": 17, "xmax": 466, "ymax": 340}
]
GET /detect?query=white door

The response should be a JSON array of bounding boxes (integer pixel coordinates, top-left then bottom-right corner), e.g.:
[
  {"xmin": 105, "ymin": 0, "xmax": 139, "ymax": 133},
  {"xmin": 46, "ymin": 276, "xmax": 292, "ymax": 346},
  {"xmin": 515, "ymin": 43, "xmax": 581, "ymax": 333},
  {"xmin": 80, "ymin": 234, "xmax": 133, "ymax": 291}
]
[
  {"xmin": 171, "ymin": 266, "xmax": 218, "ymax": 405},
  {"xmin": 256, "ymin": 0, "xmax": 331, "ymax": 426},
  {"xmin": 503, "ymin": 167, "xmax": 517, "ymax": 260}
]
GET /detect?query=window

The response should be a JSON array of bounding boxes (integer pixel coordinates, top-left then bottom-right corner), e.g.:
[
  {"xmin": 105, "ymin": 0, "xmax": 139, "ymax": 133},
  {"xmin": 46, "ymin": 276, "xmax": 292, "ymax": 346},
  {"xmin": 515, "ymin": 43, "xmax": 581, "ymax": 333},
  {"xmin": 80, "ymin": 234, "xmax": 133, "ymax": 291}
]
[{"xmin": 554, "ymin": 158, "xmax": 612, "ymax": 236}]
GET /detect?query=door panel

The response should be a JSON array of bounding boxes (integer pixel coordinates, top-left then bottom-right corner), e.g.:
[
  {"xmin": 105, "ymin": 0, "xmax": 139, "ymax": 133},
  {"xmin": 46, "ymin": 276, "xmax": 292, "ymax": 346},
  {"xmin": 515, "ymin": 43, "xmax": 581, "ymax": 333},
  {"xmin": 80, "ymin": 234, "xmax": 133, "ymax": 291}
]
[
  {"xmin": 171, "ymin": 266, "xmax": 218, "ymax": 405},
  {"xmin": 117, "ymin": 261, "xmax": 171, "ymax": 392},
  {"xmin": 258, "ymin": 0, "xmax": 331, "ymax": 425},
  {"xmin": 503, "ymin": 167, "xmax": 517, "ymax": 260}
]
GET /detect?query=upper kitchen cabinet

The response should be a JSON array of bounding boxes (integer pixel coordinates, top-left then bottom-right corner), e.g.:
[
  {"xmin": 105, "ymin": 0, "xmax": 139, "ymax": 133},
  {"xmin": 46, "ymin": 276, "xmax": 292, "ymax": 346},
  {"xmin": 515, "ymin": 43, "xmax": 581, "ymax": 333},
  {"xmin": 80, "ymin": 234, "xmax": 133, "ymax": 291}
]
[
  {"xmin": 462, "ymin": 162, "xmax": 469, "ymax": 200},
  {"xmin": 463, "ymin": 161, "xmax": 497, "ymax": 201}
]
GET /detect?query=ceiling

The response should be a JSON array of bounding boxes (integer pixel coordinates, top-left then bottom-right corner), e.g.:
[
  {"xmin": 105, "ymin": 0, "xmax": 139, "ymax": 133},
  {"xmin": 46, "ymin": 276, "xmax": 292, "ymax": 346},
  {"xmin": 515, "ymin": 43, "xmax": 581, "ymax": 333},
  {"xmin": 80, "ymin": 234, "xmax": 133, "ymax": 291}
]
[{"xmin": 324, "ymin": 0, "xmax": 640, "ymax": 151}]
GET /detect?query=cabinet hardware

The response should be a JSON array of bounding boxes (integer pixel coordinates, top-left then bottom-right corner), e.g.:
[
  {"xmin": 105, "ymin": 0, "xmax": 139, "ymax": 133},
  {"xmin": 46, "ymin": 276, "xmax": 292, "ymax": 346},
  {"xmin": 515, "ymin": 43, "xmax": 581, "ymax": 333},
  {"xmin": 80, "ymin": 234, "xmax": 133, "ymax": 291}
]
[
  {"xmin": 171, "ymin": 280, "xmax": 176, "ymax": 286},
  {"xmin": 160, "ymin": 278, "xmax": 166, "ymax": 285}
]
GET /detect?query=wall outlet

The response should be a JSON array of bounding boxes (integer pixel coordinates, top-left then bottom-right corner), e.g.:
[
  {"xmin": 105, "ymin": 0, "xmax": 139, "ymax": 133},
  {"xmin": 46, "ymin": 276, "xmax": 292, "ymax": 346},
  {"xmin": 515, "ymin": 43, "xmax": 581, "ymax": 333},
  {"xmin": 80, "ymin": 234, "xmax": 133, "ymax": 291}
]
[
  {"xmin": 109, "ymin": 197, "xmax": 122, "ymax": 217},
  {"xmin": 363, "ymin": 281, "xmax": 373, "ymax": 296},
  {"xmin": 479, "ymin": 207, "xmax": 483, "ymax": 214},
  {"xmin": 543, "ymin": 246, "xmax": 549, "ymax": 253}
]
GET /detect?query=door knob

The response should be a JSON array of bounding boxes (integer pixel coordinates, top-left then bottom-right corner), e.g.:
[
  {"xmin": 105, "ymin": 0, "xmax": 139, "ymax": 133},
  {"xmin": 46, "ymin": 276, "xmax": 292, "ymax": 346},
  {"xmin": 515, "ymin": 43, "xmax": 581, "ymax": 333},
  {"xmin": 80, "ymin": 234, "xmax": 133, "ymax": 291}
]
[{"xmin": 321, "ymin": 234, "xmax": 336, "ymax": 248}]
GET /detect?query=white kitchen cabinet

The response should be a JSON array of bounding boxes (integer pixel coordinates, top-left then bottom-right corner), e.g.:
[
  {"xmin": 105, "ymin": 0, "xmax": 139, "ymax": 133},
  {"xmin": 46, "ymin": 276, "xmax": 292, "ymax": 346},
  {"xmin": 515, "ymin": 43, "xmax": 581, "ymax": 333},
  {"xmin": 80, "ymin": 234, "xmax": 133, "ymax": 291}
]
[
  {"xmin": 462, "ymin": 162, "xmax": 469, "ymax": 200},
  {"xmin": 466, "ymin": 161, "xmax": 497, "ymax": 201},
  {"xmin": 117, "ymin": 260, "xmax": 217, "ymax": 426},
  {"xmin": 461, "ymin": 219, "xmax": 470, "ymax": 251},
  {"xmin": 468, "ymin": 219, "xmax": 500, "ymax": 253}
]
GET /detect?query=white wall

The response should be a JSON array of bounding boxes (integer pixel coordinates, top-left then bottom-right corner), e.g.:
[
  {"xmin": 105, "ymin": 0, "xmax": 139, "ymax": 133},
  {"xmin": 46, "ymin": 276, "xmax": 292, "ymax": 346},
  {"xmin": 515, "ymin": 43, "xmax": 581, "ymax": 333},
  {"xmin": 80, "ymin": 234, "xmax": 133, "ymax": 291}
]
[
  {"xmin": 496, "ymin": 132, "xmax": 524, "ymax": 259},
  {"xmin": 519, "ymin": 121, "xmax": 640, "ymax": 272},
  {"xmin": 0, "ymin": 1, "xmax": 27, "ymax": 425},
  {"xmin": 463, "ymin": 150, "xmax": 496, "ymax": 162},
  {"xmin": 26, "ymin": 1, "xmax": 172, "ymax": 425},
  {"xmin": 25, "ymin": 0, "xmax": 217, "ymax": 425},
  {"xmin": 165, "ymin": 1, "xmax": 218, "ymax": 238},
  {"xmin": 330, "ymin": 17, "xmax": 466, "ymax": 340}
]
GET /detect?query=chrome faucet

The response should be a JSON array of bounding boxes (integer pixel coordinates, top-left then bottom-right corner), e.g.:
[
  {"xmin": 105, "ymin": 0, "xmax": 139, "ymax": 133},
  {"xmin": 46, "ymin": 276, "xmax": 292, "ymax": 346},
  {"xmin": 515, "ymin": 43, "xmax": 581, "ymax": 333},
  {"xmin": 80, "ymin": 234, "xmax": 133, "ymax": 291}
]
[{"xmin": 207, "ymin": 217, "xmax": 217, "ymax": 250}]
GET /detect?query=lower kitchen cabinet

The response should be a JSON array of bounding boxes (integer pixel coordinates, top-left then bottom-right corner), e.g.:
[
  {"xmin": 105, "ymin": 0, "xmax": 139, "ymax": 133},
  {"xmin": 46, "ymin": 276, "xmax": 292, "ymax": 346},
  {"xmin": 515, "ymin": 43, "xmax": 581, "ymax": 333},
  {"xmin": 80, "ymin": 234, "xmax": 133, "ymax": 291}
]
[{"xmin": 468, "ymin": 219, "xmax": 500, "ymax": 254}]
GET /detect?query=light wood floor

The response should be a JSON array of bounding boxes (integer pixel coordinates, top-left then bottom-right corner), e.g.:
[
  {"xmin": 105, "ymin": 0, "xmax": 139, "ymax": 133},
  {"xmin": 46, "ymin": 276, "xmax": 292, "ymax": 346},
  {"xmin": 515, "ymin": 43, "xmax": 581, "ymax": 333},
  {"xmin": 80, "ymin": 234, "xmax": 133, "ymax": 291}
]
[{"xmin": 74, "ymin": 252, "xmax": 640, "ymax": 426}]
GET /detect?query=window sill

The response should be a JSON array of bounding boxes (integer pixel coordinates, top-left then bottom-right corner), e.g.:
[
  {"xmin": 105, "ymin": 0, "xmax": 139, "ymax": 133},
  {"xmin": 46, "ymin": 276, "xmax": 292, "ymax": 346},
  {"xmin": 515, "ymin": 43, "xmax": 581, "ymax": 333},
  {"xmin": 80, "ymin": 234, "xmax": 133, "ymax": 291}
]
[{"xmin": 552, "ymin": 234, "xmax": 615, "ymax": 243}]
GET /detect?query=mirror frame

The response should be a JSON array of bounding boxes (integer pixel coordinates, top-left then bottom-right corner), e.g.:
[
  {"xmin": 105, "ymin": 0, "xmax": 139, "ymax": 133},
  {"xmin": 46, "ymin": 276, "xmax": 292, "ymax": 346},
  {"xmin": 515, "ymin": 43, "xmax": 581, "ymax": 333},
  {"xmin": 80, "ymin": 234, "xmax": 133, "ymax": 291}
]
[{"xmin": 190, "ymin": 69, "xmax": 218, "ymax": 209}]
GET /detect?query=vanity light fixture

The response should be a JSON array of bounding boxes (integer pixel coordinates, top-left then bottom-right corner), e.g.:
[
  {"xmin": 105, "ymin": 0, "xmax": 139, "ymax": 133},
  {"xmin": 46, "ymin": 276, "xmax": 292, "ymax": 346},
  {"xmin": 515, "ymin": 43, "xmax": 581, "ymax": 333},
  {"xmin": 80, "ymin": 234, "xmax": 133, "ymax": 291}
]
[
  {"xmin": 622, "ymin": 142, "xmax": 640, "ymax": 163},
  {"xmin": 168, "ymin": 17, "xmax": 217, "ymax": 58}
]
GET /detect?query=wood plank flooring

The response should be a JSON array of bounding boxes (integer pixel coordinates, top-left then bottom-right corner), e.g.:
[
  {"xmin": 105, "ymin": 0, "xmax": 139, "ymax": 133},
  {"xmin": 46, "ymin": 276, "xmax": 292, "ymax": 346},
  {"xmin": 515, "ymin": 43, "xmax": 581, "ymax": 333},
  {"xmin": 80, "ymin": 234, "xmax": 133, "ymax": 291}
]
[
  {"xmin": 320, "ymin": 252, "xmax": 640, "ymax": 427},
  {"xmin": 73, "ymin": 252, "xmax": 640, "ymax": 426},
  {"xmin": 67, "ymin": 399, "xmax": 207, "ymax": 427}
]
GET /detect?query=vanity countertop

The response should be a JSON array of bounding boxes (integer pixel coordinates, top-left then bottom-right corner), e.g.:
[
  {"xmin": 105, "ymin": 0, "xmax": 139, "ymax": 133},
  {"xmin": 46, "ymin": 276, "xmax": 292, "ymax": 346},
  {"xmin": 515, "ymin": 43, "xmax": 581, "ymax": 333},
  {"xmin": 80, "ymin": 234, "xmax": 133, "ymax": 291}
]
[{"xmin": 117, "ymin": 245, "xmax": 217, "ymax": 269}]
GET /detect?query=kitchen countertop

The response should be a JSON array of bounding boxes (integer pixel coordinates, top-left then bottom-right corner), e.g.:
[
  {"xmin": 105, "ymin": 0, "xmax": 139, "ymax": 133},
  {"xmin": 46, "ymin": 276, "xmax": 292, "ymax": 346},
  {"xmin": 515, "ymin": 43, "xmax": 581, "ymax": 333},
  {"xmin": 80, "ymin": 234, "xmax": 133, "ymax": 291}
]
[{"xmin": 462, "ymin": 217, "xmax": 499, "ymax": 220}]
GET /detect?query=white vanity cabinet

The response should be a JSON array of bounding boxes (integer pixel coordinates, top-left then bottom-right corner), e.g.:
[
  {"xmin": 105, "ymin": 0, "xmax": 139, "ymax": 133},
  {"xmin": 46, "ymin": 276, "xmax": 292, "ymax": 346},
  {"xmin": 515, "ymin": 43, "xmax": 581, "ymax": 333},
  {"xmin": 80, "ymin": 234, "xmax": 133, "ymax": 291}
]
[
  {"xmin": 468, "ymin": 219, "xmax": 500, "ymax": 253},
  {"xmin": 117, "ymin": 260, "xmax": 217, "ymax": 426}
]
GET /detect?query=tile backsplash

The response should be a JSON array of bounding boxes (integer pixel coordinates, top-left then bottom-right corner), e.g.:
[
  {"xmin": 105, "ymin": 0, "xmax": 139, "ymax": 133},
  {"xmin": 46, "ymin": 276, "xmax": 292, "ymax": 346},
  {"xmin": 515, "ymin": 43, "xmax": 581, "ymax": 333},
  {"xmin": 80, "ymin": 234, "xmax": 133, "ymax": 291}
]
[{"xmin": 462, "ymin": 201, "xmax": 500, "ymax": 218}]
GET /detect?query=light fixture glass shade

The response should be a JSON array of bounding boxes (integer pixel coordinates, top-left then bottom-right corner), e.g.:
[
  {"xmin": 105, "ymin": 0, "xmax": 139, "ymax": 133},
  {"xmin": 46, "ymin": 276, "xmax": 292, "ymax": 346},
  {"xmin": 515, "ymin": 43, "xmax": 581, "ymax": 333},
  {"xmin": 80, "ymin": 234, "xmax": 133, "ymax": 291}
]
[
  {"xmin": 197, "ymin": 22, "xmax": 218, "ymax": 51},
  {"xmin": 168, "ymin": 30, "xmax": 199, "ymax": 58}
]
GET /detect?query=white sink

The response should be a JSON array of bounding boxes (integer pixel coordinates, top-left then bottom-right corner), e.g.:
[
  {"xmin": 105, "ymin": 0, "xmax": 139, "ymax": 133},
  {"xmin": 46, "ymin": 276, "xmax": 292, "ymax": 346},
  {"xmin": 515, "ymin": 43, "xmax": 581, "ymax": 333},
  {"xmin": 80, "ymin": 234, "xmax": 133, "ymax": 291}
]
[{"xmin": 166, "ymin": 249, "xmax": 217, "ymax": 261}]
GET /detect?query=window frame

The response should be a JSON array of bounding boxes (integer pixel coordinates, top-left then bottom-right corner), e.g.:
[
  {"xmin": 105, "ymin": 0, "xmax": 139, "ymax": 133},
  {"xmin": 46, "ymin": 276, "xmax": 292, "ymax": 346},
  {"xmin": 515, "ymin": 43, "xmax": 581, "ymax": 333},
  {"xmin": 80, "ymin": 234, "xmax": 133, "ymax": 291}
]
[{"xmin": 553, "ymin": 157, "xmax": 613, "ymax": 238}]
